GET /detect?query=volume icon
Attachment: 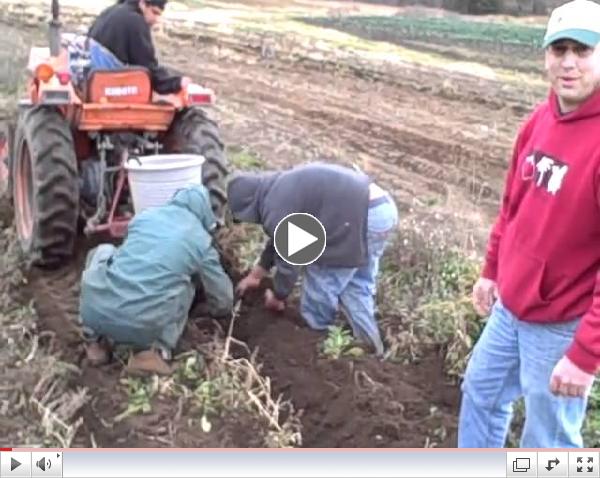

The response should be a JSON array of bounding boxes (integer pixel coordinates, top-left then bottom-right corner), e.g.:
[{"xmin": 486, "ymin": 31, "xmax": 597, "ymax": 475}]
[{"xmin": 36, "ymin": 457, "xmax": 51, "ymax": 471}]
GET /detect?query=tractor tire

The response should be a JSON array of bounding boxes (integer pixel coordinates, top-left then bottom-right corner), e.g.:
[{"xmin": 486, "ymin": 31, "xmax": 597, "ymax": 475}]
[
  {"xmin": 164, "ymin": 107, "xmax": 229, "ymax": 224},
  {"xmin": 12, "ymin": 106, "xmax": 79, "ymax": 267}
]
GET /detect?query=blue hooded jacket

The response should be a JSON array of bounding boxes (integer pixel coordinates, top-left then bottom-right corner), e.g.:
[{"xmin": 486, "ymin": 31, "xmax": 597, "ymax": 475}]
[{"xmin": 80, "ymin": 185, "xmax": 233, "ymax": 349}]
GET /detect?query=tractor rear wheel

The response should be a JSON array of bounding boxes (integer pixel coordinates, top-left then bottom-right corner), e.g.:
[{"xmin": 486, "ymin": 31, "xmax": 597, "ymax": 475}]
[
  {"xmin": 13, "ymin": 106, "xmax": 79, "ymax": 267},
  {"xmin": 164, "ymin": 107, "xmax": 229, "ymax": 224}
]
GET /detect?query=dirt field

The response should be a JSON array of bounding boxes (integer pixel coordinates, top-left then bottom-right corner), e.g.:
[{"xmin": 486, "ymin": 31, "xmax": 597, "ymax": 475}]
[{"xmin": 0, "ymin": 0, "xmax": 550, "ymax": 448}]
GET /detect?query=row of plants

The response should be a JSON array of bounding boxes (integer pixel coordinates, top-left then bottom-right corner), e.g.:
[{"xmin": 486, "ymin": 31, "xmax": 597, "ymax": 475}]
[{"xmin": 300, "ymin": 15, "xmax": 545, "ymax": 50}]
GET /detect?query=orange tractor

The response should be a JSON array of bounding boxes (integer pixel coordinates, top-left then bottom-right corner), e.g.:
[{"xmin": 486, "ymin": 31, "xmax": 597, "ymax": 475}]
[{"xmin": 0, "ymin": 0, "xmax": 228, "ymax": 267}]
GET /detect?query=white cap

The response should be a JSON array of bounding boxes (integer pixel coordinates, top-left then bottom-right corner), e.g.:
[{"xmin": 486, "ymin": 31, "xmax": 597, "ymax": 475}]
[{"xmin": 543, "ymin": 0, "xmax": 600, "ymax": 48}]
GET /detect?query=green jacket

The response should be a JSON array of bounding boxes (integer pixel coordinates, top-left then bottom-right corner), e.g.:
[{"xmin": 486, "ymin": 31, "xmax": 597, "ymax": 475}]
[{"xmin": 80, "ymin": 185, "xmax": 233, "ymax": 349}]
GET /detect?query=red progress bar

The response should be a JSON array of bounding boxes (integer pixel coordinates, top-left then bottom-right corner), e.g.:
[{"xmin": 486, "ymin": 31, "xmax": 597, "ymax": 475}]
[{"xmin": 0, "ymin": 448, "xmax": 13, "ymax": 451}]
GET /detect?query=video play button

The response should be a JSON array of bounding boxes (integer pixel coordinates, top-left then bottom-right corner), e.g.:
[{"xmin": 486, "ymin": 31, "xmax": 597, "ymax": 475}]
[
  {"xmin": 274, "ymin": 213, "xmax": 326, "ymax": 266},
  {"xmin": 1, "ymin": 452, "xmax": 30, "ymax": 477}
]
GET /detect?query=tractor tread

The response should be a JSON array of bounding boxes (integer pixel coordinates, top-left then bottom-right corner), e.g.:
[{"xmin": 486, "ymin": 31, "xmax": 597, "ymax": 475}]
[
  {"xmin": 14, "ymin": 106, "xmax": 78, "ymax": 267},
  {"xmin": 164, "ymin": 107, "xmax": 229, "ymax": 223}
]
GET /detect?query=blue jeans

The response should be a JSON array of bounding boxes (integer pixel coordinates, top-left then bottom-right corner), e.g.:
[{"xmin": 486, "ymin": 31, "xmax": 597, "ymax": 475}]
[
  {"xmin": 301, "ymin": 197, "xmax": 399, "ymax": 356},
  {"xmin": 64, "ymin": 34, "xmax": 124, "ymax": 90},
  {"xmin": 88, "ymin": 40, "xmax": 124, "ymax": 71},
  {"xmin": 458, "ymin": 300, "xmax": 588, "ymax": 448}
]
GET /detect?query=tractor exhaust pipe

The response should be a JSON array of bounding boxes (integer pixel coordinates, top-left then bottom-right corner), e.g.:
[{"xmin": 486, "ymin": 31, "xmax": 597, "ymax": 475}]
[{"xmin": 49, "ymin": 0, "xmax": 61, "ymax": 57}]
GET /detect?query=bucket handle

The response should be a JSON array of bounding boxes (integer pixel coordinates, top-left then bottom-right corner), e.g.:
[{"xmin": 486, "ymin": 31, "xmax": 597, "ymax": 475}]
[{"xmin": 127, "ymin": 156, "xmax": 142, "ymax": 166}]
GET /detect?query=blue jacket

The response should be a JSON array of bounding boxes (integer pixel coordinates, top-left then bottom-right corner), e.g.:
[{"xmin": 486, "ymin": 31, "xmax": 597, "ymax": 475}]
[{"xmin": 80, "ymin": 186, "xmax": 233, "ymax": 349}]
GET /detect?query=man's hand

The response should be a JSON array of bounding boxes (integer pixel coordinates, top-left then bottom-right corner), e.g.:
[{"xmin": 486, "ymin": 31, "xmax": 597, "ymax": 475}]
[
  {"xmin": 264, "ymin": 288, "xmax": 285, "ymax": 312},
  {"xmin": 236, "ymin": 265, "xmax": 267, "ymax": 297},
  {"xmin": 180, "ymin": 76, "xmax": 192, "ymax": 89},
  {"xmin": 550, "ymin": 356, "xmax": 594, "ymax": 398},
  {"xmin": 472, "ymin": 277, "xmax": 498, "ymax": 316}
]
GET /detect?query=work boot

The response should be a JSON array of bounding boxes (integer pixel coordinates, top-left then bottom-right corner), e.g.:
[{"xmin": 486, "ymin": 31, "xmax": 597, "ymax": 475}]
[
  {"xmin": 126, "ymin": 349, "xmax": 172, "ymax": 376},
  {"xmin": 85, "ymin": 341, "xmax": 111, "ymax": 366}
]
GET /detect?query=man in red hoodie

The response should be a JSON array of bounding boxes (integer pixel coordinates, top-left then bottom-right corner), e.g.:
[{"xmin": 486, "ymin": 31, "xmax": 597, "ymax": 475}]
[{"xmin": 459, "ymin": 0, "xmax": 600, "ymax": 448}]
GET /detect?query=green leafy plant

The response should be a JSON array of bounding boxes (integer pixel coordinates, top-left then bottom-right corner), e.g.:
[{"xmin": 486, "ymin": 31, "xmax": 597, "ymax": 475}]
[
  {"xmin": 228, "ymin": 147, "xmax": 266, "ymax": 170},
  {"xmin": 300, "ymin": 15, "xmax": 544, "ymax": 50},
  {"xmin": 583, "ymin": 383, "xmax": 600, "ymax": 447},
  {"xmin": 172, "ymin": 353, "xmax": 221, "ymax": 429},
  {"xmin": 115, "ymin": 377, "xmax": 157, "ymax": 422},
  {"xmin": 321, "ymin": 326, "xmax": 364, "ymax": 359},
  {"xmin": 377, "ymin": 218, "xmax": 483, "ymax": 378},
  {"xmin": 176, "ymin": 354, "xmax": 206, "ymax": 385},
  {"xmin": 193, "ymin": 380, "xmax": 220, "ymax": 416}
]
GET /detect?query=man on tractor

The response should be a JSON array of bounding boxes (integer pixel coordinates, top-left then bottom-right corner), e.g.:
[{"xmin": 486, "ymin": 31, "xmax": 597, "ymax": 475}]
[
  {"xmin": 88, "ymin": 0, "xmax": 190, "ymax": 94},
  {"xmin": 79, "ymin": 185, "xmax": 234, "ymax": 375}
]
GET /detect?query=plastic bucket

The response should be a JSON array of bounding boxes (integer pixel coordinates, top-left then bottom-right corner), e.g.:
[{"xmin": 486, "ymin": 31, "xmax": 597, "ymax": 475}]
[{"xmin": 125, "ymin": 154, "xmax": 205, "ymax": 213}]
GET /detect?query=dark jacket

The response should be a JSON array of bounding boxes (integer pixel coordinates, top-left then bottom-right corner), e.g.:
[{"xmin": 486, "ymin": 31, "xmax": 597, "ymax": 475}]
[
  {"xmin": 88, "ymin": 0, "xmax": 182, "ymax": 94},
  {"xmin": 227, "ymin": 162, "xmax": 371, "ymax": 300}
]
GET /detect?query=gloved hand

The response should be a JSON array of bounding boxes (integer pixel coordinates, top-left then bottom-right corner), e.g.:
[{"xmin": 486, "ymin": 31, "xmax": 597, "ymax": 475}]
[
  {"xmin": 550, "ymin": 355, "xmax": 594, "ymax": 398},
  {"xmin": 236, "ymin": 265, "xmax": 267, "ymax": 297},
  {"xmin": 264, "ymin": 288, "xmax": 285, "ymax": 312}
]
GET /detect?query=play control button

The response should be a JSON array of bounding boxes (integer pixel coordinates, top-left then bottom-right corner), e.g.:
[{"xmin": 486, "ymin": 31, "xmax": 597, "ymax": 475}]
[
  {"xmin": 274, "ymin": 213, "xmax": 326, "ymax": 265},
  {"xmin": 1, "ymin": 452, "xmax": 31, "ymax": 476}
]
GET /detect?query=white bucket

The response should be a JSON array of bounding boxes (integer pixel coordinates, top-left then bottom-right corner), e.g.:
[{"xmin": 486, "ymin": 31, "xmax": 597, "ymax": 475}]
[{"xmin": 125, "ymin": 154, "xmax": 205, "ymax": 213}]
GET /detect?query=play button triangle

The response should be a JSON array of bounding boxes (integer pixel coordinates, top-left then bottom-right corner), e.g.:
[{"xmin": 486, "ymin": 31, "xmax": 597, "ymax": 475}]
[
  {"xmin": 273, "ymin": 213, "xmax": 326, "ymax": 266},
  {"xmin": 288, "ymin": 221, "xmax": 318, "ymax": 257}
]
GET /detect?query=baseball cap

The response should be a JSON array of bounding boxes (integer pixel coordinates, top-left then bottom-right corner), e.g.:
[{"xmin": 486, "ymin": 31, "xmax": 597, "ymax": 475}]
[
  {"xmin": 145, "ymin": 0, "xmax": 167, "ymax": 9},
  {"xmin": 543, "ymin": 0, "xmax": 600, "ymax": 48}
]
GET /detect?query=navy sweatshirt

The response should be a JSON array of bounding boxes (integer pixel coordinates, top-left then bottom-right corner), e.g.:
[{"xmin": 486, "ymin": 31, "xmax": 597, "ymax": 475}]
[{"xmin": 227, "ymin": 162, "xmax": 371, "ymax": 299}]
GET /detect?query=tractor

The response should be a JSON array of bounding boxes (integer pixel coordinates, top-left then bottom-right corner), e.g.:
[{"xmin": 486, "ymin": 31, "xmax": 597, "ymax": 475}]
[{"xmin": 0, "ymin": 0, "xmax": 228, "ymax": 267}]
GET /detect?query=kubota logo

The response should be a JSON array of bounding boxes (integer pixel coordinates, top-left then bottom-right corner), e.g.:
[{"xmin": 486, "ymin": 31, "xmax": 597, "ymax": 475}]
[{"xmin": 105, "ymin": 86, "xmax": 139, "ymax": 96}]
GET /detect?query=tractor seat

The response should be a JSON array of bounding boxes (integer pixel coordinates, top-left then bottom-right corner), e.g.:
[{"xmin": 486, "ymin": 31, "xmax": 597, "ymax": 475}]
[{"xmin": 86, "ymin": 67, "xmax": 152, "ymax": 104}]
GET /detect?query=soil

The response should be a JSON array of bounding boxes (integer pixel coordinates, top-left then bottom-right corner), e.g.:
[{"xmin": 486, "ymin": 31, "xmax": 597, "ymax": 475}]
[{"xmin": 234, "ymin": 290, "xmax": 458, "ymax": 447}]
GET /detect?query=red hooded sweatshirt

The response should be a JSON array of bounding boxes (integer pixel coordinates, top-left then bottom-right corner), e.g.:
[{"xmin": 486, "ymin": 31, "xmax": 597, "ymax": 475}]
[{"xmin": 482, "ymin": 88, "xmax": 600, "ymax": 374}]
